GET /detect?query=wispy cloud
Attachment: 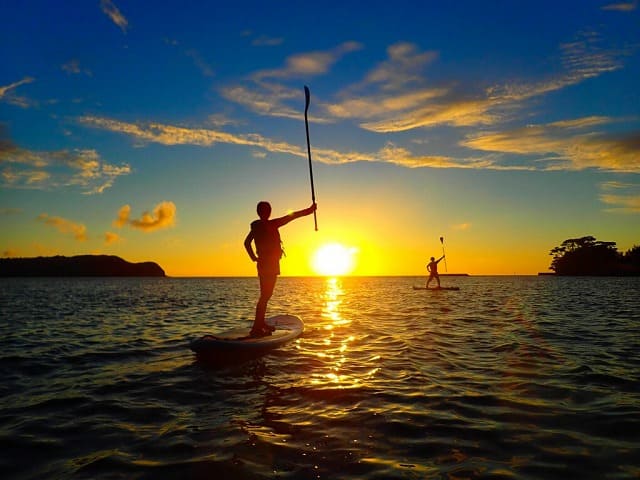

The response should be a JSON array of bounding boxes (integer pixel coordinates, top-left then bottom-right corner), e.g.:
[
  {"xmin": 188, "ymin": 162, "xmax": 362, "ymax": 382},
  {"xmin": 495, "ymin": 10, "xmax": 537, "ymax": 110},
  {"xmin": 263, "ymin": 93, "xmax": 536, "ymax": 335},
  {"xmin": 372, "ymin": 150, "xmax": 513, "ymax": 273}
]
[
  {"xmin": 104, "ymin": 231, "xmax": 122, "ymax": 245},
  {"xmin": 559, "ymin": 31, "xmax": 624, "ymax": 82},
  {"xmin": 452, "ymin": 223, "xmax": 472, "ymax": 231},
  {"xmin": 165, "ymin": 40, "xmax": 215, "ymax": 77},
  {"xmin": 0, "ymin": 77, "xmax": 34, "ymax": 99},
  {"xmin": 546, "ymin": 116, "xmax": 614, "ymax": 129},
  {"xmin": 360, "ymin": 97, "xmax": 500, "ymax": 132},
  {"xmin": 79, "ymin": 114, "xmax": 497, "ymax": 170},
  {"xmin": 488, "ymin": 31, "xmax": 625, "ymax": 103},
  {"xmin": 185, "ymin": 49, "xmax": 214, "ymax": 77},
  {"xmin": 326, "ymin": 30, "xmax": 628, "ymax": 133},
  {"xmin": 61, "ymin": 59, "xmax": 92, "ymax": 76},
  {"xmin": 327, "ymin": 88, "xmax": 449, "ymax": 121},
  {"xmin": 251, "ymin": 35, "xmax": 284, "ymax": 47},
  {"xmin": 0, "ymin": 136, "xmax": 131, "ymax": 193},
  {"xmin": 114, "ymin": 201, "xmax": 177, "ymax": 232},
  {"xmin": 219, "ymin": 84, "xmax": 303, "ymax": 119},
  {"xmin": 601, "ymin": 1, "xmax": 637, "ymax": 11},
  {"xmin": 221, "ymin": 42, "xmax": 363, "ymax": 119},
  {"xmin": 80, "ymin": 115, "xmax": 307, "ymax": 154},
  {"xmin": 324, "ymin": 41, "xmax": 498, "ymax": 132},
  {"xmin": 207, "ymin": 113, "xmax": 241, "ymax": 128},
  {"xmin": 100, "ymin": 0, "xmax": 128, "ymax": 33},
  {"xmin": 37, "ymin": 214, "xmax": 87, "ymax": 241},
  {"xmin": 241, "ymin": 30, "xmax": 284, "ymax": 46},
  {"xmin": 361, "ymin": 42, "xmax": 439, "ymax": 91},
  {"xmin": 599, "ymin": 181, "xmax": 640, "ymax": 212},
  {"xmin": 94, "ymin": 108, "xmax": 617, "ymax": 172},
  {"xmin": 0, "ymin": 77, "xmax": 35, "ymax": 108},
  {"xmin": 254, "ymin": 41, "xmax": 362, "ymax": 80},
  {"xmin": 218, "ymin": 30, "xmax": 629, "ymax": 133},
  {"xmin": 376, "ymin": 142, "xmax": 489, "ymax": 169},
  {"xmin": 80, "ymin": 111, "xmax": 640, "ymax": 173},
  {"xmin": 461, "ymin": 117, "xmax": 640, "ymax": 173}
]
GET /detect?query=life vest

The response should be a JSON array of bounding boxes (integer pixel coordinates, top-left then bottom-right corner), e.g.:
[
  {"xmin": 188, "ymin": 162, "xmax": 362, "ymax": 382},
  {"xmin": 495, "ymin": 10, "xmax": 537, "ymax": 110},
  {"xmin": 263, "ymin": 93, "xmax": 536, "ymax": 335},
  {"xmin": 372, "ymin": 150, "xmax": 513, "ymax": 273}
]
[{"xmin": 251, "ymin": 219, "xmax": 283, "ymax": 259}]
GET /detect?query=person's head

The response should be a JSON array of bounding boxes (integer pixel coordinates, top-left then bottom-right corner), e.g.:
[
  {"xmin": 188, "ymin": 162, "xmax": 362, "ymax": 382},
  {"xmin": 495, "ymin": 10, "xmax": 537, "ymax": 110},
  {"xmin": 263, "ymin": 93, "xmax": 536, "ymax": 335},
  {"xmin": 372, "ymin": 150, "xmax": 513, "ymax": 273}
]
[
  {"xmin": 257, "ymin": 201, "xmax": 272, "ymax": 220},
  {"xmin": 430, "ymin": 257, "xmax": 435, "ymax": 261}
]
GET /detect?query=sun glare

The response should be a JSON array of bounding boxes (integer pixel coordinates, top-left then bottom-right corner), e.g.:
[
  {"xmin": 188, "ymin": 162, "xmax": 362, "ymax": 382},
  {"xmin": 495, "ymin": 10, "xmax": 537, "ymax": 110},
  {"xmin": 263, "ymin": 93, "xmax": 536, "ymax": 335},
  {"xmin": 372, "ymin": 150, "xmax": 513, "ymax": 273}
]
[{"xmin": 312, "ymin": 243, "xmax": 357, "ymax": 276}]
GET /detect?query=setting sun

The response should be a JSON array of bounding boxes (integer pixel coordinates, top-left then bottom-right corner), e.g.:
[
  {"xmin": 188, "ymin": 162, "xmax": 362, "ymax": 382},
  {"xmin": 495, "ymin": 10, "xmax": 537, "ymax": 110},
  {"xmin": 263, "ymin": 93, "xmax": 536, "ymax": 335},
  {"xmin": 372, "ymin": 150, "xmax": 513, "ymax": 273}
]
[{"xmin": 312, "ymin": 243, "xmax": 358, "ymax": 276}]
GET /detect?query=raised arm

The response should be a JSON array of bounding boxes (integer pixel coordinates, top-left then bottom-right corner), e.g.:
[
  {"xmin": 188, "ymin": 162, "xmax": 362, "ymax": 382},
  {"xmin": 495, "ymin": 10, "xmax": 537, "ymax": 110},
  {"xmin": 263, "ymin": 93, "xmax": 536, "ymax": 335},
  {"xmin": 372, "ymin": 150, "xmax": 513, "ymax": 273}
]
[{"xmin": 273, "ymin": 203, "xmax": 317, "ymax": 227}]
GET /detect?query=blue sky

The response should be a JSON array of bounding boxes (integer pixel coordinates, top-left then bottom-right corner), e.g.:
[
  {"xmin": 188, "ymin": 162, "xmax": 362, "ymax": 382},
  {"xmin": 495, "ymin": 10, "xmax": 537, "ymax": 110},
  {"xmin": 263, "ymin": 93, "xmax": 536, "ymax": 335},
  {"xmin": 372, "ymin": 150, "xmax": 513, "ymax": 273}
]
[{"xmin": 1, "ymin": 0, "xmax": 638, "ymax": 276}]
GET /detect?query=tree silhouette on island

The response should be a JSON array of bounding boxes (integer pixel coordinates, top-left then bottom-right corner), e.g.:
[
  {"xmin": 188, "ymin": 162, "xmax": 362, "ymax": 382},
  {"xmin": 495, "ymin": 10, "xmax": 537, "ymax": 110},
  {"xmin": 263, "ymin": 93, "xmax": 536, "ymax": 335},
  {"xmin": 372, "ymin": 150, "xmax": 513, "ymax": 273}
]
[{"xmin": 549, "ymin": 236, "xmax": 640, "ymax": 276}]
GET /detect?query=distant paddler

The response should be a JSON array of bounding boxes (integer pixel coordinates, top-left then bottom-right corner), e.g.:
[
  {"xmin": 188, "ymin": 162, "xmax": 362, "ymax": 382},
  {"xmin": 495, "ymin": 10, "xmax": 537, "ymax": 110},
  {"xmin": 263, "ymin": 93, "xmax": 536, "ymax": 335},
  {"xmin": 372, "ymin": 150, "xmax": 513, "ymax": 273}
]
[{"xmin": 426, "ymin": 255, "xmax": 445, "ymax": 289}]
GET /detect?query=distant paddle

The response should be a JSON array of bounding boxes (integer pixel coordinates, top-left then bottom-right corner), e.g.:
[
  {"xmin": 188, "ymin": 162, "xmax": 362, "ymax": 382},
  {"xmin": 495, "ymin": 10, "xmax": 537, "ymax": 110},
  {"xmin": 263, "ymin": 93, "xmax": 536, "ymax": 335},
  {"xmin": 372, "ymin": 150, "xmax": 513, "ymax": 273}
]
[
  {"xmin": 304, "ymin": 85, "xmax": 318, "ymax": 231},
  {"xmin": 440, "ymin": 236, "xmax": 448, "ymax": 272}
]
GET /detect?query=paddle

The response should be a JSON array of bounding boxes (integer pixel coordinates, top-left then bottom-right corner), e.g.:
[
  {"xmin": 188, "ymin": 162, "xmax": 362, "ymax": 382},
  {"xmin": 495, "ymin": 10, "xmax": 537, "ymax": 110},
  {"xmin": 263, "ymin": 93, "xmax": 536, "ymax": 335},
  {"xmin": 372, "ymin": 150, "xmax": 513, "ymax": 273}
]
[
  {"xmin": 440, "ymin": 236, "xmax": 448, "ymax": 272},
  {"xmin": 304, "ymin": 85, "xmax": 318, "ymax": 231}
]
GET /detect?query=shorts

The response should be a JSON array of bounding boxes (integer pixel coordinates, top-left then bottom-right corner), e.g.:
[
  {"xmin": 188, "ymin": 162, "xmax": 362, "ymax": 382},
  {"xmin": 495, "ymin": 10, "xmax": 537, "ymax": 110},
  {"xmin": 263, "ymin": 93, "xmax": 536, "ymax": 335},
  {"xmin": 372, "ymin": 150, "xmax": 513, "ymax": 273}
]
[{"xmin": 257, "ymin": 257, "xmax": 280, "ymax": 276}]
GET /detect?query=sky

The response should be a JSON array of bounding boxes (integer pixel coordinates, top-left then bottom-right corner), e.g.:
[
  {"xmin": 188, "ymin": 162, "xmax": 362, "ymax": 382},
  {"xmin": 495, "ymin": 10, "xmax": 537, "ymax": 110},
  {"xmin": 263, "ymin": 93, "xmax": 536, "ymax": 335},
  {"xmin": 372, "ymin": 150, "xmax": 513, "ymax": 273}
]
[{"xmin": 1, "ymin": 0, "xmax": 639, "ymax": 277}]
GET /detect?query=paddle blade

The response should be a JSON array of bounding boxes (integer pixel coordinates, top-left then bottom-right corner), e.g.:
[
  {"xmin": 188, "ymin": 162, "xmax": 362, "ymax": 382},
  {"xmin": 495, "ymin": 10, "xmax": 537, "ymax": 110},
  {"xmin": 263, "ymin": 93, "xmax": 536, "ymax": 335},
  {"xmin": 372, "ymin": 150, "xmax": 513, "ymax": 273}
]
[
  {"xmin": 304, "ymin": 85, "xmax": 310, "ymax": 113},
  {"xmin": 440, "ymin": 236, "xmax": 444, "ymax": 244}
]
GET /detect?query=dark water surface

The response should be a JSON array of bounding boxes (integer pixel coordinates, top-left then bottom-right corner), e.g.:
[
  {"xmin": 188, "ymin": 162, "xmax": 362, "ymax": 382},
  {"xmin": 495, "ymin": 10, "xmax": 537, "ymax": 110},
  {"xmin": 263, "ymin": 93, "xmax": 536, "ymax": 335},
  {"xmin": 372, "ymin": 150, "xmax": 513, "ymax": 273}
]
[{"xmin": 1, "ymin": 276, "xmax": 639, "ymax": 479}]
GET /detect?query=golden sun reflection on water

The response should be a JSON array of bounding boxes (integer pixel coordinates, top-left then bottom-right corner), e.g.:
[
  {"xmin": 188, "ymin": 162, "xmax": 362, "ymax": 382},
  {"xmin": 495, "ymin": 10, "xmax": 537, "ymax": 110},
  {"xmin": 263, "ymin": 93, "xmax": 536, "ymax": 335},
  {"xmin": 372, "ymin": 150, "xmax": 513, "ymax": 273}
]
[
  {"xmin": 320, "ymin": 277, "xmax": 350, "ymax": 328},
  {"xmin": 308, "ymin": 277, "xmax": 380, "ymax": 389}
]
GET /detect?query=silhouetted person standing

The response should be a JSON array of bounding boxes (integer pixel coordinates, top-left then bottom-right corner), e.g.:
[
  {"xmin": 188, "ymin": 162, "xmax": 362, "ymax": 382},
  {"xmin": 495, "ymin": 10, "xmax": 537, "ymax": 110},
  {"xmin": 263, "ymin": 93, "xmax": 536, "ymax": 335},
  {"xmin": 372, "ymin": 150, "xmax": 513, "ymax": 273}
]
[
  {"xmin": 426, "ymin": 255, "xmax": 445, "ymax": 288},
  {"xmin": 244, "ymin": 201, "xmax": 317, "ymax": 337}
]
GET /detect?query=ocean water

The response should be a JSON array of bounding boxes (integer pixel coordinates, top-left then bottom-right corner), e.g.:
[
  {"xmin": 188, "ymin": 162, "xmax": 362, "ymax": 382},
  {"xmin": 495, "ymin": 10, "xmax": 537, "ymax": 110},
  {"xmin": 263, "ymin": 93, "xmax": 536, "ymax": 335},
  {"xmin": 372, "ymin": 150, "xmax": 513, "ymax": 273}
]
[{"xmin": 1, "ymin": 276, "xmax": 639, "ymax": 479}]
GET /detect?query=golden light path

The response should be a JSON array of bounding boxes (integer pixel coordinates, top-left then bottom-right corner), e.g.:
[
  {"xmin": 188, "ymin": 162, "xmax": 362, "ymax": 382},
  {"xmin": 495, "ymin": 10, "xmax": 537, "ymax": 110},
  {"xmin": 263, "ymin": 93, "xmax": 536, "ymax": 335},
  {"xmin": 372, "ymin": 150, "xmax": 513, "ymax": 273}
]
[{"xmin": 307, "ymin": 277, "xmax": 380, "ymax": 390}]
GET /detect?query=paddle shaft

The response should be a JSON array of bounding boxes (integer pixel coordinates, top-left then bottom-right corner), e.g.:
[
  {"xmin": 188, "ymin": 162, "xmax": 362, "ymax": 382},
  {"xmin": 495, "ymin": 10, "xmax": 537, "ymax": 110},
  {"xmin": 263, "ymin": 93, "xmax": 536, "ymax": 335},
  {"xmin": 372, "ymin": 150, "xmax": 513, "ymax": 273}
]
[
  {"xmin": 440, "ymin": 237, "xmax": 448, "ymax": 272},
  {"xmin": 304, "ymin": 86, "xmax": 318, "ymax": 231}
]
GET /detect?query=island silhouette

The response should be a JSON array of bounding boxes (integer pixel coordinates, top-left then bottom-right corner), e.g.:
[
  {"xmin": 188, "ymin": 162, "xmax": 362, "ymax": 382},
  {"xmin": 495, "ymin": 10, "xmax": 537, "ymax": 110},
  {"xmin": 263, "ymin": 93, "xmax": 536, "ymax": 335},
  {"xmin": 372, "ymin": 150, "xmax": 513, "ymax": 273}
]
[
  {"xmin": 548, "ymin": 236, "xmax": 640, "ymax": 276},
  {"xmin": 0, "ymin": 255, "xmax": 165, "ymax": 277}
]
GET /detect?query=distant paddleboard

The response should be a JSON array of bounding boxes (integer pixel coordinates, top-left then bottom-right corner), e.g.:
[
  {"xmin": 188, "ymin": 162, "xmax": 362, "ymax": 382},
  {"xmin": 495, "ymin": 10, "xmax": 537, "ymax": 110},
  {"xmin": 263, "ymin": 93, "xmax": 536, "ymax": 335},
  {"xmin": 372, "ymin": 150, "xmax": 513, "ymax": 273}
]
[
  {"xmin": 413, "ymin": 286, "xmax": 460, "ymax": 291},
  {"xmin": 190, "ymin": 314, "xmax": 304, "ymax": 362}
]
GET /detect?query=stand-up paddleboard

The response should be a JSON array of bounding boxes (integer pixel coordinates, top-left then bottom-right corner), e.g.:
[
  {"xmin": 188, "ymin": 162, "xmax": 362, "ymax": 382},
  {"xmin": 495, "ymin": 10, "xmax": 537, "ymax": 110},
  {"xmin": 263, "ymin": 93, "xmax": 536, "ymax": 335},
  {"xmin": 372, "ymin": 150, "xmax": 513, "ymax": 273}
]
[
  {"xmin": 190, "ymin": 314, "xmax": 304, "ymax": 362},
  {"xmin": 413, "ymin": 286, "xmax": 460, "ymax": 291}
]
